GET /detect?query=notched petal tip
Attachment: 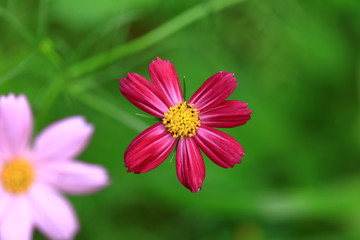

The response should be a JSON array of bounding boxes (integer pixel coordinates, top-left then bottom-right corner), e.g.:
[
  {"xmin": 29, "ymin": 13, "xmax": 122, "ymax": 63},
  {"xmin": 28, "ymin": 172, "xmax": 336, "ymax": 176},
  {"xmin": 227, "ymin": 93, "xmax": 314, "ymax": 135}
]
[
  {"xmin": 0, "ymin": 92, "xmax": 14, "ymax": 101},
  {"xmin": 150, "ymin": 57, "xmax": 167, "ymax": 68},
  {"xmin": 190, "ymin": 187, "xmax": 202, "ymax": 193},
  {"xmin": 0, "ymin": 93, "xmax": 33, "ymax": 155},
  {"xmin": 119, "ymin": 77, "xmax": 127, "ymax": 85},
  {"xmin": 217, "ymin": 71, "xmax": 235, "ymax": 77},
  {"xmin": 149, "ymin": 57, "xmax": 183, "ymax": 106},
  {"xmin": 176, "ymin": 138, "xmax": 205, "ymax": 193},
  {"xmin": 153, "ymin": 56, "xmax": 171, "ymax": 64},
  {"xmin": 125, "ymin": 166, "xmax": 142, "ymax": 174},
  {"xmin": 154, "ymin": 56, "xmax": 164, "ymax": 62}
]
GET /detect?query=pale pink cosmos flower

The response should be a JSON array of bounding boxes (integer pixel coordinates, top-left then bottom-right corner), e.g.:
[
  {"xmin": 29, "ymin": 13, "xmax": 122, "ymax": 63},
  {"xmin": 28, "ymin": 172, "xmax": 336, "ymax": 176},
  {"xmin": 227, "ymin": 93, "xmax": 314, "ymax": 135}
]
[
  {"xmin": 0, "ymin": 94, "xmax": 109, "ymax": 240},
  {"xmin": 119, "ymin": 57, "xmax": 252, "ymax": 193}
]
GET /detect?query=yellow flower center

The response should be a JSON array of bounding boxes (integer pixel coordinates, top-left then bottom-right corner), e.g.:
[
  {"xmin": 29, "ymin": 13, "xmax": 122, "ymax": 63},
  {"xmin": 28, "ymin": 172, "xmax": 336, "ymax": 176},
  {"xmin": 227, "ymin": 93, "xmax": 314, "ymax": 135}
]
[
  {"xmin": 162, "ymin": 101, "xmax": 200, "ymax": 138},
  {"xmin": 1, "ymin": 158, "xmax": 35, "ymax": 194}
]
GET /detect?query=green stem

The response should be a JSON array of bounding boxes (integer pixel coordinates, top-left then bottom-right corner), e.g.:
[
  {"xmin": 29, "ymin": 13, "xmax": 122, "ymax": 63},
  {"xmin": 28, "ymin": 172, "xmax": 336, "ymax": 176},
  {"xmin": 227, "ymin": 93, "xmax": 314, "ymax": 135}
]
[
  {"xmin": 0, "ymin": 52, "xmax": 35, "ymax": 85},
  {"xmin": 35, "ymin": 76, "xmax": 65, "ymax": 129},
  {"xmin": 38, "ymin": 38, "xmax": 63, "ymax": 70},
  {"xmin": 356, "ymin": 51, "xmax": 360, "ymax": 147},
  {"xmin": 35, "ymin": 38, "xmax": 66, "ymax": 126},
  {"xmin": 0, "ymin": 7, "xmax": 32, "ymax": 42},
  {"xmin": 68, "ymin": 0, "xmax": 246, "ymax": 78},
  {"xmin": 37, "ymin": 0, "xmax": 48, "ymax": 36},
  {"xmin": 6, "ymin": 0, "xmax": 16, "ymax": 12}
]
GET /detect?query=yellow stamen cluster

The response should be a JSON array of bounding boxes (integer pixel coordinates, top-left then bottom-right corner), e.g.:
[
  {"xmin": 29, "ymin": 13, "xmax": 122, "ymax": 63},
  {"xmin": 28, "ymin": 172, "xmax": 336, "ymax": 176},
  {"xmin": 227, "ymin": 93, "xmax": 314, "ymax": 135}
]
[
  {"xmin": 163, "ymin": 101, "xmax": 200, "ymax": 138},
  {"xmin": 1, "ymin": 158, "xmax": 35, "ymax": 194}
]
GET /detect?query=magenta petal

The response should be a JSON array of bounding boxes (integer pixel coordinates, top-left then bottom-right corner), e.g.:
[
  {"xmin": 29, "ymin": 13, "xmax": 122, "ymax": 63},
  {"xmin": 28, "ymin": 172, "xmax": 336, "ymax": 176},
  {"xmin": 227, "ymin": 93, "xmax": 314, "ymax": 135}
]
[
  {"xmin": 0, "ymin": 197, "xmax": 33, "ymax": 240},
  {"xmin": 189, "ymin": 71, "xmax": 237, "ymax": 112},
  {"xmin": 149, "ymin": 57, "xmax": 184, "ymax": 106},
  {"xmin": 176, "ymin": 137, "xmax": 205, "ymax": 193},
  {"xmin": 37, "ymin": 161, "xmax": 109, "ymax": 195},
  {"xmin": 0, "ymin": 94, "xmax": 33, "ymax": 157},
  {"xmin": 200, "ymin": 100, "xmax": 252, "ymax": 128},
  {"xmin": 120, "ymin": 73, "xmax": 170, "ymax": 118},
  {"xmin": 195, "ymin": 126, "xmax": 244, "ymax": 168},
  {"xmin": 30, "ymin": 184, "xmax": 78, "ymax": 240},
  {"xmin": 125, "ymin": 122, "xmax": 176, "ymax": 173}
]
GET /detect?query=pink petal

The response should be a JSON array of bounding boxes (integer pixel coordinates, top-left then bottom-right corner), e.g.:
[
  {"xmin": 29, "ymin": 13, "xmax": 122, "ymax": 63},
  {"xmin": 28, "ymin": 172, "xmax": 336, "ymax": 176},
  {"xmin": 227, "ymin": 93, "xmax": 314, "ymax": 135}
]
[
  {"xmin": 33, "ymin": 116, "xmax": 93, "ymax": 162},
  {"xmin": 189, "ymin": 71, "xmax": 238, "ymax": 112},
  {"xmin": 0, "ymin": 189, "xmax": 12, "ymax": 222},
  {"xmin": 125, "ymin": 122, "xmax": 176, "ymax": 173},
  {"xmin": 200, "ymin": 100, "xmax": 252, "ymax": 128},
  {"xmin": 0, "ymin": 94, "xmax": 33, "ymax": 157},
  {"xmin": 0, "ymin": 196, "xmax": 33, "ymax": 240},
  {"xmin": 120, "ymin": 73, "xmax": 170, "ymax": 118},
  {"xmin": 149, "ymin": 57, "xmax": 184, "ymax": 106},
  {"xmin": 37, "ymin": 161, "xmax": 109, "ymax": 195},
  {"xmin": 176, "ymin": 137, "xmax": 205, "ymax": 193},
  {"xmin": 0, "ymin": 123, "xmax": 10, "ymax": 163},
  {"xmin": 29, "ymin": 184, "xmax": 78, "ymax": 240},
  {"xmin": 194, "ymin": 126, "xmax": 244, "ymax": 168},
  {"xmin": 0, "ymin": 140, "xmax": 8, "ymax": 163}
]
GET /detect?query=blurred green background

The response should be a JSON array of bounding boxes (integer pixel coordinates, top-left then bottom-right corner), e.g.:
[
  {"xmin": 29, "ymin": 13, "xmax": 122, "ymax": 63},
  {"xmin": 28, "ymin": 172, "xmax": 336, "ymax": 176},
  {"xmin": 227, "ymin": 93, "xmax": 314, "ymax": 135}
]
[{"xmin": 1, "ymin": 0, "xmax": 360, "ymax": 239}]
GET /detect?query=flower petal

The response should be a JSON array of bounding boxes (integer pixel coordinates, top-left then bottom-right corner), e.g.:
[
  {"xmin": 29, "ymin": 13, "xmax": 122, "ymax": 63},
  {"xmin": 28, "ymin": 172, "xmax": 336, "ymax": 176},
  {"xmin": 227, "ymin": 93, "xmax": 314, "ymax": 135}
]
[
  {"xmin": 0, "ymin": 121, "xmax": 10, "ymax": 163},
  {"xmin": 0, "ymin": 189, "xmax": 12, "ymax": 222},
  {"xmin": 37, "ymin": 161, "xmax": 109, "ymax": 195},
  {"xmin": 200, "ymin": 100, "xmax": 252, "ymax": 128},
  {"xmin": 0, "ymin": 196, "xmax": 33, "ymax": 240},
  {"xmin": 195, "ymin": 126, "xmax": 244, "ymax": 168},
  {"xmin": 120, "ymin": 73, "xmax": 170, "ymax": 118},
  {"xmin": 29, "ymin": 184, "xmax": 78, "ymax": 240},
  {"xmin": 189, "ymin": 71, "xmax": 237, "ymax": 112},
  {"xmin": 0, "ymin": 138, "xmax": 9, "ymax": 163},
  {"xmin": 149, "ymin": 57, "xmax": 184, "ymax": 106},
  {"xmin": 33, "ymin": 116, "xmax": 93, "ymax": 162},
  {"xmin": 176, "ymin": 137, "xmax": 205, "ymax": 193},
  {"xmin": 0, "ymin": 94, "xmax": 32, "ymax": 157},
  {"xmin": 125, "ymin": 122, "xmax": 176, "ymax": 173}
]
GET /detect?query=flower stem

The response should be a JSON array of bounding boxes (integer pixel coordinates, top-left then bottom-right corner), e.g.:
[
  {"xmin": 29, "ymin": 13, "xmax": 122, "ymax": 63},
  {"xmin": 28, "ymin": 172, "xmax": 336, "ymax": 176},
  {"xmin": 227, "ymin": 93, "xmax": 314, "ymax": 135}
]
[
  {"xmin": 0, "ymin": 6, "xmax": 32, "ymax": 43},
  {"xmin": 37, "ymin": 0, "xmax": 49, "ymax": 36},
  {"xmin": 356, "ymin": 51, "xmax": 360, "ymax": 147}
]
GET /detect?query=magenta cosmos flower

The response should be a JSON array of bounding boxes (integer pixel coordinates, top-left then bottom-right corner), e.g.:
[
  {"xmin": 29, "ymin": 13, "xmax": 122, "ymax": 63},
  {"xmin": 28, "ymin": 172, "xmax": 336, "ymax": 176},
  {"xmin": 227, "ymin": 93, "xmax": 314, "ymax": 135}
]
[
  {"xmin": 0, "ymin": 94, "xmax": 108, "ymax": 240},
  {"xmin": 119, "ymin": 57, "xmax": 252, "ymax": 193}
]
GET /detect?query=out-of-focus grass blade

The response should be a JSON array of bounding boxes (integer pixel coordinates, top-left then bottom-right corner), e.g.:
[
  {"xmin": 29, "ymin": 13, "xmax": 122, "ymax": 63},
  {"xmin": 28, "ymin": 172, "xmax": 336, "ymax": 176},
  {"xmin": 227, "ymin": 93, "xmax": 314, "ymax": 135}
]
[
  {"xmin": 75, "ymin": 11, "xmax": 140, "ymax": 58},
  {"xmin": 69, "ymin": 85, "xmax": 148, "ymax": 132},
  {"xmin": 68, "ymin": 0, "xmax": 247, "ymax": 78},
  {"xmin": 356, "ymin": 53, "xmax": 360, "ymax": 147},
  {"xmin": 0, "ymin": 6, "xmax": 32, "ymax": 42},
  {"xmin": 0, "ymin": 52, "xmax": 35, "ymax": 85},
  {"xmin": 37, "ymin": 0, "xmax": 49, "ymax": 36},
  {"xmin": 34, "ymin": 76, "xmax": 64, "ymax": 122},
  {"xmin": 38, "ymin": 38, "xmax": 63, "ymax": 70}
]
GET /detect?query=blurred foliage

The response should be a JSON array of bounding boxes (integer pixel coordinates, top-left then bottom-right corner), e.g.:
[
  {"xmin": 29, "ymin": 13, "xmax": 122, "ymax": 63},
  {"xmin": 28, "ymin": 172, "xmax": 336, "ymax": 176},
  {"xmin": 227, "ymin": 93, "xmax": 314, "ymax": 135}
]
[{"xmin": 1, "ymin": 0, "xmax": 360, "ymax": 239}]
